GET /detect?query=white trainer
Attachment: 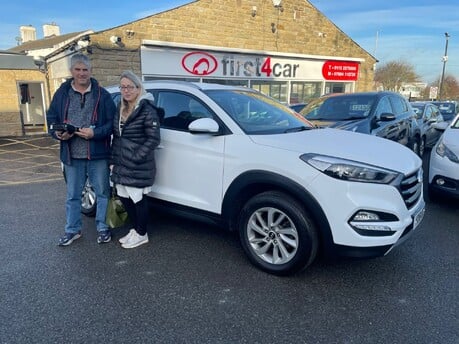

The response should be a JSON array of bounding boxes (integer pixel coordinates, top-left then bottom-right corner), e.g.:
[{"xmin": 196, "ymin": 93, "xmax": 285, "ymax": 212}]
[
  {"xmin": 121, "ymin": 231, "xmax": 149, "ymax": 249},
  {"xmin": 118, "ymin": 229, "xmax": 136, "ymax": 244}
]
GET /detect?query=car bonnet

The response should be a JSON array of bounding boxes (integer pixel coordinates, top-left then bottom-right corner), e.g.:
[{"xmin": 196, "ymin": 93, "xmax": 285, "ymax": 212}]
[
  {"xmin": 249, "ymin": 128, "xmax": 422, "ymax": 174},
  {"xmin": 442, "ymin": 128, "xmax": 459, "ymax": 153}
]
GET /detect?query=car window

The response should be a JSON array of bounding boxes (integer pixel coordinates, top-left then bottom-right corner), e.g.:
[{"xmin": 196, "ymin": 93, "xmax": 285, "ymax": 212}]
[
  {"xmin": 205, "ymin": 89, "xmax": 311, "ymax": 134},
  {"xmin": 431, "ymin": 106, "xmax": 441, "ymax": 121},
  {"xmin": 374, "ymin": 96, "xmax": 393, "ymax": 117},
  {"xmin": 434, "ymin": 102, "xmax": 455, "ymax": 114},
  {"xmin": 411, "ymin": 104, "xmax": 424, "ymax": 119},
  {"xmin": 303, "ymin": 95, "xmax": 373, "ymax": 120},
  {"xmin": 424, "ymin": 106, "xmax": 433, "ymax": 121},
  {"xmin": 155, "ymin": 91, "xmax": 214, "ymax": 131},
  {"xmin": 389, "ymin": 95, "xmax": 407, "ymax": 116}
]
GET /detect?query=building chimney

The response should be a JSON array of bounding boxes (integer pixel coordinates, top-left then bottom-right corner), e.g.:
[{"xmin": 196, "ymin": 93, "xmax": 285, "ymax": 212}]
[
  {"xmin": 43, "ymin": 23, "xmax": 60, "ymax": 37},
  {"xmin": 20, "ymin": 25, "xmax": 36, "ymax": 43}
]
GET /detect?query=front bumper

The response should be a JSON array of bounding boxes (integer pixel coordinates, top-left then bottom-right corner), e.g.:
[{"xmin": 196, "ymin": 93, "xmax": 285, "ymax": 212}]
[
  {"xmin": 307, "ymin": 170, "xmax": 425, "ymax": 253},
  {"xmin": 429, "ymin": 175, "xmax": 459, "ymax": 198}
]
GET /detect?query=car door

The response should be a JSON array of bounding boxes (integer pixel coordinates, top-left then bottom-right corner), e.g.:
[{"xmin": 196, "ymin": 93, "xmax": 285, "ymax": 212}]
[
  {"xmin": 424, "ymin": 105, "xmax": 442, "ymax": 147},
  {"xmin": 149, "ymin": 89, "xmax": 226, "ymax": 214},
  {"xmin": 372, "ymin": 96, "xmax": 401, "ymax": 142},
  {"xmin": 388, "ymin": 95, "xmax": 411, "ymax": 146}
]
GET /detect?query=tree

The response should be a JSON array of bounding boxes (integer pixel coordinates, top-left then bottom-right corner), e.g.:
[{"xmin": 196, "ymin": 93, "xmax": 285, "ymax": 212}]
[
  {"xmin": 374, "ymin": 60, "xmax": 420, "ymax": 91},
  {"xmin": 423, "ymin": 74, "xmax": 459, "ymax": 100}
]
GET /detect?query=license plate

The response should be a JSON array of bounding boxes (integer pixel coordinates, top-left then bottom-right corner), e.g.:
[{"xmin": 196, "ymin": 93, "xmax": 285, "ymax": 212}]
[{"xmin": 413, "ymin": 206, "xmax": 425, "ymax": 229}]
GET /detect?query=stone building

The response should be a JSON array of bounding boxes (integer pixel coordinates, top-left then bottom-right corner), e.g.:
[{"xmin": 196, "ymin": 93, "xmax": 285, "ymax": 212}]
[
  {"xmin": 3, "ymin": 0, "xmax": 377, "ymax": 137},
  {"xmin": 0, "ymin": 51, "xmax": 47, "ymax": 137}
]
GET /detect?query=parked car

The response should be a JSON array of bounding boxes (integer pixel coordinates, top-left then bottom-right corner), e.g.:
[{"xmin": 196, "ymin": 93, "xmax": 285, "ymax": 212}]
[
  {"xmin": 300, "ymin": 91, "xmax": 421, "ymax": 154},
  {"xmin": 289, "ymin": 102, "xmax": 308, "ymax": 113},
  {"xmin": 81, "ymin": 81, "xmax": 425, "ymax": 275},
  {"xmin": 409, "ymin": 101, "xmax": 445, "ymax": 157},
  {"xmin": 428, "ymin": 114, "xmax": 459, "ymax": 200},
  {"xmin": 431, "ymin": 101, "xmax": 458, "ymax": 123}
]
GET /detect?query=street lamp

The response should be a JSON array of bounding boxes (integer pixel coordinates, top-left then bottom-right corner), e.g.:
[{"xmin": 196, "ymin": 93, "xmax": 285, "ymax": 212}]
[{"xmin": 438, "ymin": 32, "xmax": 450, "ymax": 100}]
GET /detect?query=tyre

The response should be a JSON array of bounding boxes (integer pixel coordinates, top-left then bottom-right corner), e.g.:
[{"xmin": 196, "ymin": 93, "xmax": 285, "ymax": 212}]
[
  {"xmin": 81, "ymin": 178, "xmax": 97, "ymax": 216},
  {"xmin": 410, "ymin": 137, "xmax": 420, "ymax": 156},
  {"xmin": 238, "ymin": 191, "xmax": 318, "ymax": 276},
  {"xmin": 418, "ymin": 137, "xmax": 426, "ymax": 158}
]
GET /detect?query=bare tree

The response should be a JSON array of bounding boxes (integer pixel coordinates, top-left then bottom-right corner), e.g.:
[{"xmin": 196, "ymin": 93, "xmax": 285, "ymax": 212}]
[
  {"xmin": 423, "ymin": 74, "xmax": 459, "ymax": 100},
  {"xmin": 374, "ymin": 60, "xmax": 420, "ymax": 91}
]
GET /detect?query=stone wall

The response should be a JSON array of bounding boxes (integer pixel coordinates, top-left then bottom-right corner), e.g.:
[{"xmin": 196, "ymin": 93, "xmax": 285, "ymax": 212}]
[{"xmin": 86, "ymin": 0, "xmax": 376, "ymax": 91}]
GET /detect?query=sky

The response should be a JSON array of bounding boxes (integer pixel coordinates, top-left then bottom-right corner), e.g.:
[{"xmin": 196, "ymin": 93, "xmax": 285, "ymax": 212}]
[{"xmin": 1, "ymin": 0, "xmax": 457, "ymax": 84}]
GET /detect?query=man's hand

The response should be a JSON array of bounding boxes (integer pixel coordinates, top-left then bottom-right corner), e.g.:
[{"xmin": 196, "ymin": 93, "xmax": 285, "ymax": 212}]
[
  {"xmin": 55, "ymin": 131, "xmax": 73, "ymax": 140},
  {"xmin": 75, "ymin": 127, "xmax": 94, "ymax": 140}
]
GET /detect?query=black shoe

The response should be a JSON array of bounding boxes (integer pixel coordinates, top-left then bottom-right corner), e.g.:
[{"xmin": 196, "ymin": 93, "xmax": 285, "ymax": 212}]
[
  {"xmin": 97, "ymin": 230, "xmax": 112, "ymax": 244},
  {"xmin": 58, "ymin": 232, "xmax": 81, "ymax": 246}
]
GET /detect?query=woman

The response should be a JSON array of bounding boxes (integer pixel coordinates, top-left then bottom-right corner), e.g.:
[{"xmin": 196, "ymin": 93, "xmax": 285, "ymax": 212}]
[{"xmin": 110, "ymin": 70, "xmax": 161, "ymax": 248}]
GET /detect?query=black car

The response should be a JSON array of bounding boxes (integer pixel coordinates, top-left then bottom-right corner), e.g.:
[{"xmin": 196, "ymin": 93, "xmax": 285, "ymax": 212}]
[
  {"xmin": 300, "ymin": 91, "xmax": 420, "ymax": 153},
  {"xmin": 410, "ymin": 101, "xmax": 445, "ymax": 156},
  {"xmin": 289, "ymin": 102, "xmax": 308, "ymax": 113},
  {"xmin": 431, "ymin": 101, "xmax": 458, "ymax": 123}
]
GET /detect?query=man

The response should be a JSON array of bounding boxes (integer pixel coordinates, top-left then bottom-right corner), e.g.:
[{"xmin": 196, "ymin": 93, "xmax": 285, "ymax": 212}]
[{"xmin": 47, "ymin": 53, "xmax": 115, "ymax": 246}]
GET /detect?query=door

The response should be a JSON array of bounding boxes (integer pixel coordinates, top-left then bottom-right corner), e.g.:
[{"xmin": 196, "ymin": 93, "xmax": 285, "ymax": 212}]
[
  {"xmin": 150, "ymin": 90, "xmax": 225, "ymax": 214},
  {"xmin": 19, "ymin": 82, "xmax": 46, "ymax": 126}
]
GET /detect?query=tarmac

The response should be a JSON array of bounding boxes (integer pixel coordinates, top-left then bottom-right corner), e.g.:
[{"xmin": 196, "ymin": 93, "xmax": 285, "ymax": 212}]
[{"xmin": 0, "ymin": 135, "xmax": 63, "ymax": 186}]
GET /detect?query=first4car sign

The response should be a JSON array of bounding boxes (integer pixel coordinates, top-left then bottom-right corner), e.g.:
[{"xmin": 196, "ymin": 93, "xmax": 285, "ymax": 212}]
[{"xmin": 141, "ymin": 44, "xmax": 361, "ymax": 81}]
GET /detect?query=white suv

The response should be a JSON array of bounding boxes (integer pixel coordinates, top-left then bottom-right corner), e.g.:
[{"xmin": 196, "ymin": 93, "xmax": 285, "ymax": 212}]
[{"xmin": 101, "ymin": 81, "xmax": 425, "ymax": 275}]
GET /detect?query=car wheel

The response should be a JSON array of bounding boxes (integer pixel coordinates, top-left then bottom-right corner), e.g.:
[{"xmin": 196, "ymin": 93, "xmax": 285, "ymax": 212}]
[
  {"xmin": 418, "ymin": 137, "xmax": 426, "ymax": 157},
  {"xmin": 411, "ymin": 137, "xmax": 420, "ymax": 156},
  {"xmin": 238, "ymin": 191, "xmax": 318, "ymax": 276},
  {"xmin": 81, "ymin": 178, "xmax": 97, "ymax": 217}
]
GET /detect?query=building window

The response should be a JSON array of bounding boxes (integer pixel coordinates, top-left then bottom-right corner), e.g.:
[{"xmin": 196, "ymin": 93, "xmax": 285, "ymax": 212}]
[
  {"xmin": 290, "ymin": 82, "xmax": 322, "ymax": 104},
  {"xmin": 324, "ymin": 82, "xmax": 353, "ymax": 95},
  {"xmin": 251, "ymin": 81, "xmax": 288, "ymax": 103}
]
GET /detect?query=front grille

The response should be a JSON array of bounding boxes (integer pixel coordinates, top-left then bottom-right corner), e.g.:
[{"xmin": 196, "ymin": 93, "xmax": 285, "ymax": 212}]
[{"xmin": 399, "ymin": 169, "xmax": 423, "ymax": 210}]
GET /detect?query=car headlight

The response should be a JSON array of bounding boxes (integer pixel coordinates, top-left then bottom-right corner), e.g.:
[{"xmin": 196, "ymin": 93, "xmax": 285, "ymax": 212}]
[
  {"xmin": 301, "ymin": 154, "xmax": 399, "ymax": 184},
  {"xmin": 435, "ymin": 140, "xmax": 459, "ymax": 163}
]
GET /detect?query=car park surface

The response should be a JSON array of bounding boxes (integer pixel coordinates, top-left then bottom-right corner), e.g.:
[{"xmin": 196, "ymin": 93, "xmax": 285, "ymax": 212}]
[
  {"xmin": 0, "ymin": 136, "xmax": 457, "ymax": 344},
  {"xmin": 0, "ymin": 175, "xmax": 457, "ymax": 344},
  {"xmin": 300, "ymin": 91, "xmax": 420, "ymax": 153},
  {"xmin": 410, "ymin": 101, "xmax": 445, "ymax": 157},
  {"xmin": 428, "ymin": 113, "xmax": 459, "ymax": 200},
  {"xmin": 96, "ymin": 81, "xmax": 426, "ymax": 275}
]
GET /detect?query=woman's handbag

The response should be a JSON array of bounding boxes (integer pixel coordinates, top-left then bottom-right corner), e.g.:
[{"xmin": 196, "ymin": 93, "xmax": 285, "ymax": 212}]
[{"xmin": 106, "ymin": 188, "xmax": 129, "ymax": 228}]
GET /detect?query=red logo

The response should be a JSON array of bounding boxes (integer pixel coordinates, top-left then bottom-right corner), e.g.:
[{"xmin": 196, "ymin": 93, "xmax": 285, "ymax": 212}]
[
  {"xmin": 322, "ymin": 60, "xmax": 359, "ymax": 81},
  {"xmin": 182, "ymin": 52, "xmax": 218, "ymax": 76}
]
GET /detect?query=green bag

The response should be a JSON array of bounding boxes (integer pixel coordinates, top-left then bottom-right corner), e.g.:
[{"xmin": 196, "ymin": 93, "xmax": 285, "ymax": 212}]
[{"xmin": 106, "ymin": 192, "xmax": 129, "ymax": 228}]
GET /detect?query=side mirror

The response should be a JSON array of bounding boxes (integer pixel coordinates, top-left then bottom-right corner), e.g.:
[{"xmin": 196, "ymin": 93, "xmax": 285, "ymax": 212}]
[
  {"xmin": 431, "ymin": 121, "xmax": 449, "ymax": 131},
  {"xmin": 379, "ymin": 112, "xmax": 396, "ymax": 121},
  {"xmin": 188, "ymin": 118, "xmax": 220, "ymax": 134}
]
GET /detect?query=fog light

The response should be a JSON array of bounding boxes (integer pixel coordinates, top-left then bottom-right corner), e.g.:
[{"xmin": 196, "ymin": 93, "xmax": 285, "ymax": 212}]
[
  {"xmin": 353, "ymin": 211, "xmax": 380, "ymax": 221},
  {"xmin": 350, "ymin": 210, "xmax": 394, "ymax": 233},
  {"xmin": 351, "ymin": 223, "xmax": 393, "ymax": 231},
  {"xmin": 436, "ymin": 178, "xmax": 445, "ymax": 186}
]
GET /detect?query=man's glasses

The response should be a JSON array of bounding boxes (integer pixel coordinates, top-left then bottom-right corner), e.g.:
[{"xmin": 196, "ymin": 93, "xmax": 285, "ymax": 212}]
[{"xmin": 119, "ymin": 85, "xmax": 137, "ymax": 91}]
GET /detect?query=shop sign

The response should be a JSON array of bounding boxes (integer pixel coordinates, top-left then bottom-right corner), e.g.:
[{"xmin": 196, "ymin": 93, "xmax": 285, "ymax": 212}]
[
  {"xmin": 322, "ymin": 60, "xmax": 359, "ymax": 81},
  {"xmin": 181, "ymin": 53, "xmax": 300, "ymax": 78},
  {"xmin": 141, "ymin": 45, "xmax": 361, "ymax": 81},
  {"xmin": 181, "ymin": 52, "xmax": 218, "ymax": 75}
]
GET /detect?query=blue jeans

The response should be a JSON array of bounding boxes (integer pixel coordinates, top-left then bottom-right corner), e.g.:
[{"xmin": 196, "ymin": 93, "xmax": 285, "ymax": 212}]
[{"xmin": 63, "ymin": 159, "xmax": 110, "ymax": 234}]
